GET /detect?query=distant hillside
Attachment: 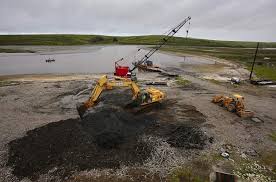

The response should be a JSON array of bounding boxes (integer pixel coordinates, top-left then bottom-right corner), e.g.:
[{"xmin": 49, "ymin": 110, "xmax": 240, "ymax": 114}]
[{"xmin": 0, "ymin": 34, "xmax": 276, "ymax": 48}]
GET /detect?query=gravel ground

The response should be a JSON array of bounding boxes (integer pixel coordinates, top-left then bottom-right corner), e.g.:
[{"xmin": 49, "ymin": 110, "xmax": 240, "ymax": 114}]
[{"xmin": 0, "ymin": 61, "xmax": 275, "ymax": 181}]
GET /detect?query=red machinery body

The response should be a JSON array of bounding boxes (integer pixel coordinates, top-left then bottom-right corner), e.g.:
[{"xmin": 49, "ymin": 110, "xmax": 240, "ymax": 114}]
[
  {"xmin": 115, "ymin": 65, "xmax": 129, "ymax": 77},
  {"xmin": 114, "ymin": 60, "xmax": 129, "ymax": 77}
]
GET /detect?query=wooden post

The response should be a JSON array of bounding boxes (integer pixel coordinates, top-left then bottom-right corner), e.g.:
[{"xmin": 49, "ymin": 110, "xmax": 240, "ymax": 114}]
[{"xmin": 249, "ymin": 42, "xmax": 259, "ymax": 80}]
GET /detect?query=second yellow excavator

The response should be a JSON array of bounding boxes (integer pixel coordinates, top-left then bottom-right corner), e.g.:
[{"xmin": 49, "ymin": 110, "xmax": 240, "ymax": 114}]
[
  {"xmin": 77, "ymin": 75, "xmax": 165, "ymax": 118},
  {"xmin": 212, "ymin": 94, "xmax": 254, "ymax": 118}
]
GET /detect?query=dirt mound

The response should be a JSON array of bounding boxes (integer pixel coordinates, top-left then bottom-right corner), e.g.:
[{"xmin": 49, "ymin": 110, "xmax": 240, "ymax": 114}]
[
  {"xmin": 146, "ymin": 123, "xmax": 208, "ymax": 150},
  {"xmin": 7, "ymin": 93, "xmax": 209, "ymax": 180},
  {"xmin": 7, "ymin": 107, "xmax": 155, "ymax": 179},
  {"xmin": 167, "ymin": 125, "xmax": 208, "ymax": 149}
]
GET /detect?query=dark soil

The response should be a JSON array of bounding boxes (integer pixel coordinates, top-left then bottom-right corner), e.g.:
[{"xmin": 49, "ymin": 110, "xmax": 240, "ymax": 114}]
[
  {"xmin": 7, "ymin": 91, "xmax": 209, "ymax": 180},
  {"xmin": 167, "ymin": 125, "xmax": 208, "ymax": 149},
  {"xmin": 146, "ymin": 123, "xmax": 208, "ymax": 150}
]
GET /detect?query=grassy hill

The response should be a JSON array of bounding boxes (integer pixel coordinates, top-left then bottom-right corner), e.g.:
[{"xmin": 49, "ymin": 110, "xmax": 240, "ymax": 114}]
[{"xmin": 0, "ymin": 34, "xmax": 276, "ymax": 48}]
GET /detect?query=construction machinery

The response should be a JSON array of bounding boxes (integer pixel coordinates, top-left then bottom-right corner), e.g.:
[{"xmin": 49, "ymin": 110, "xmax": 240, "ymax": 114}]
[
  {"xmin": 136, "ymin": 60, "xmax": 164, "ymax": 73},
  {"xmin": 114, "ymin": 58, "xmax": 132, "ymax": 77},
  {"xmin": 77, "ymin": 75, "xmax": 165, "ymax": 118},
  {"xmin": 114, "ymin": 16, "xmax": 191, "ymax": 77},
  {"xmin": 212, "ymin": 94, "xmax": 254, "ymax": 118}
]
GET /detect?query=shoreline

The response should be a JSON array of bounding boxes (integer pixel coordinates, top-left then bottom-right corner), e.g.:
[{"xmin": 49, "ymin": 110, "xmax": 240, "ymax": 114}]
[
  {"xmin": 158, "ymin": 49, "xmax": 237, "ymax": 67},
  {"xmin": 0, "ymin": 73, "xmax": 107, "ymax": 82},
  {"xmin": 0, "ymin": 46, "xmax": 274, "ymax": 81},
  {"xmin": 0, "ymin": 50, "xmax": 247, "ymax": 82}
]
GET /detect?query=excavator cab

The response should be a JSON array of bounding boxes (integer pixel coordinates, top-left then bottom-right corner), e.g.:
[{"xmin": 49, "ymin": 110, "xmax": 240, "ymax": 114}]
[{"xmin": 233, "ymin": 94, "xmax": 244, "ymax": 102}]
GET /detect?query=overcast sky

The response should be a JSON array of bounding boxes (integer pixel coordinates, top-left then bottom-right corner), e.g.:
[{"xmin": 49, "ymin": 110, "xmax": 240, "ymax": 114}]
[{"xmin": 1, "ymin": 0, "xmax": 275, "ymax": 41}]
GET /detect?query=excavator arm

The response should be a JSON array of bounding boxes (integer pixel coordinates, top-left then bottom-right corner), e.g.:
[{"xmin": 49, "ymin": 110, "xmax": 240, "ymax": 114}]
[
  {"xmin": 77, "ymin": 75, "xmax": 165, "ymax": 119},
  {"xmin": 77, "ymin": 75, "xmax": 145, "ymax": 118}
]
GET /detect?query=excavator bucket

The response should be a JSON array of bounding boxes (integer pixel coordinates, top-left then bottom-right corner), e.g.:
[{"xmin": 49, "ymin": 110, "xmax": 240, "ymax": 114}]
[
  {"xmin": 76, "ymin": 103, "xmax": 88, "ymax": 119},
  {"xmin": 237, "ymin": 110, "xmax": 254, "ymax": 118}
]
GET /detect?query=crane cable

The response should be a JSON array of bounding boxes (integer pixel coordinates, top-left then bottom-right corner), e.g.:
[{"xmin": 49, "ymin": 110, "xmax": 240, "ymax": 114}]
[
  {"xmin": 130, "ymin": 16, "xmax": 191, "ymax": 72},
  {"xmin": 116, "ymin": 17, "xmax": 191, "ymax": 67},
  {"xmin": 115, "ymin": 47, "xmax": 141, "ymax": 64},
  {"xmin": 186, "ymin": 20, "xmax": 191, "ymax": 38}
]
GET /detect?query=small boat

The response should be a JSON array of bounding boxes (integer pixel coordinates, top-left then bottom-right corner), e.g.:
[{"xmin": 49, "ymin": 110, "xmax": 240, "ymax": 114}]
[{"xmin": 45, "ymin": 58, "xmax": 55, "ymax": 63}]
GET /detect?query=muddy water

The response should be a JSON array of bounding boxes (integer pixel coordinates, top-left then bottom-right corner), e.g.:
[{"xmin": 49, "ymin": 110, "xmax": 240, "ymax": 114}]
[{"xmin": 0, "ymin": 45, "xmax": 214, "ymax": 75}]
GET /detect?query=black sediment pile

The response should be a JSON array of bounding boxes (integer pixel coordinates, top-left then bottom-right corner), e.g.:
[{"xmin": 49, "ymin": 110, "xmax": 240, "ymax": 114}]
[{"xmin": 7, "ymin": 92, "xmax": 209, "ymax": 180}]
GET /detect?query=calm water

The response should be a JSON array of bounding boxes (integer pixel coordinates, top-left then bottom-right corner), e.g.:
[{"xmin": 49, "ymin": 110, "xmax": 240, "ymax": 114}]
[{"xmin": 0, "ymin": 45, "xmax": 214, "ymax": 75}]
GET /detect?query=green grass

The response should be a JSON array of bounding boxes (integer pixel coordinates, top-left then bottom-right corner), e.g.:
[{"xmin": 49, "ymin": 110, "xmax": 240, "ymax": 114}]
[
  {"xmin": 161, "ymin": 46, "xmax": 276, "ymax": 80},
  {"xmin": 0, "ymin": 81, "xmax": 21, "ymax": 87},
  {"xmin": 252, "ymin": 66, "xmax": 276, "ymax": 80},
  {"xmin": 260, "ymin": 150, "xmax": 276, "ymax": 173},
  {"xmin": 0, "ymin": 35, "xmax": 116, "ymax": 45},
  {"xmin": 0, "ymin": 48, "xmax": 35, "ymax": 53},
  {"xmin": 205, "ymin": 79, "xmax": 222, "ymax": 85},
  {"xmin": 168, "ymin": 156, "xmax": 213, "ymax": 182},
  {"xmin": 1, "ymin": 34, "xmax": 276, "ymax": 48},
  {"xmin": 269, "ymin": 131, "xmax": 276, "ymax": 142},
  {"xmin": 175, "ymin": 76, "xmax": 191, "ymax": 86},
  {"xmin": 234, "ymin": 159, "xmax": 275, "ymax": 181},
  {"xmin": 169, "ymin": 168, "xmax": 205, "ymax": 182}
]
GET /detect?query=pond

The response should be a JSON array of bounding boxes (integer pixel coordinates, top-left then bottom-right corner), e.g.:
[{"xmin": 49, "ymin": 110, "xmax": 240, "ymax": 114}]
[{"xmin": 0, "ymin": 45, "xmax": 214, "ymax": 75}]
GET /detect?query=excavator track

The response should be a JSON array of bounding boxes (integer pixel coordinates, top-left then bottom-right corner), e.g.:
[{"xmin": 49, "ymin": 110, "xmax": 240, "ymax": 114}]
[
  {"xmin": 125, "ymin": 99, "xmax": 176, "ymax": 114},
  {"xmin": 124, "ymin": 101, "xmax": 162, "ymax": 114}
]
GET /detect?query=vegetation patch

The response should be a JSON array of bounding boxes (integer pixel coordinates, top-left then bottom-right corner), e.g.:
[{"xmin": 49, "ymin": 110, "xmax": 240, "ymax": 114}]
[
  {"xmin": 268, "ymin": 131, "xmax": 276, "ymax": 142},
  {"xmin": 161, "ymin": 46, "xmax": 276, "ymax": 80},
  {"xmin": 259, "ymin": 150, "xmax": 276, "ymax": 173},
  {"xmin": 169, "ymin": 167, "xmax": 204, "ymax": 182},
  {"xmin": 0, "ymin": 81, "xmax": 20, "ymax": 87},
  {"xmin": 251, "ymin": 65, "xmax": 276, "ymax": 80},
  {"xmin": 1, "ymin": 35, "xmax": 276, "ymax": 48},
  {"xmin": 205, "ymin": 79, "xmax": 222, "ymax": 85},
  {"xmin": 175, "ymin": 76, "xmax": 191, "ymax": 86},
  {"xmin": 0, "ymin": 48, "xmax": 35, "ymax": 53},
  {"xmin": 234, "ymin": 160, "xmax": 275, "ymax": 182}
]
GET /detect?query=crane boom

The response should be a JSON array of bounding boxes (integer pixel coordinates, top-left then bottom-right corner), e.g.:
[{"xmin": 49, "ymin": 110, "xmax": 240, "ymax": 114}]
[{"xmin": 130, "ymin": 16, "xmax": 191, "ymax": 72}]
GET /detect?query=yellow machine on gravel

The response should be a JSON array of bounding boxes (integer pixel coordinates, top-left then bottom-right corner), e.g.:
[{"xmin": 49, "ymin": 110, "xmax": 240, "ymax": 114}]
[
  {"xmin": 77, "ymin": 75, "xmax": 165, "ymax": 118},
  {"xmin": 212, "ymin": 94, "xmax": 254, "ymax": 118}
]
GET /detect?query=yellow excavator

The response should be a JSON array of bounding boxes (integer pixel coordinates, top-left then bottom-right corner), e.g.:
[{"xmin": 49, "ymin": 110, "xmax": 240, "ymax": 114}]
[
  {"xmin": 212, "ymin": 94, "xmax": 254, "ymax": 118},
  {"xmin": 77, "ymin": 75, "xmax": 165, "ymax": 118}
]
